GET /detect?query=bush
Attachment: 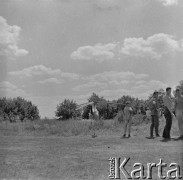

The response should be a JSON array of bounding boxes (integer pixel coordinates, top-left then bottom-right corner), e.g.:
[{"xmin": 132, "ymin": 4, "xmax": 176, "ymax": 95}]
[{"xmin": 0, "ymin": 97, "xmax": 40, "ymax": 122}]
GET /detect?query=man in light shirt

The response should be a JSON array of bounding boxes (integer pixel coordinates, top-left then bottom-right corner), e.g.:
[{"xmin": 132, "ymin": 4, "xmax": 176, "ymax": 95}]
[
  {"xmin": 162, "ymin": 87, "xmax": 174, "ymax": 139},
  {"xmin": 121, "ymin": 101, "xmax": 133, "ymax": 138},
  {"xmin": 175, "ymin": 88, "xmax": 183, "ymax": 139}
]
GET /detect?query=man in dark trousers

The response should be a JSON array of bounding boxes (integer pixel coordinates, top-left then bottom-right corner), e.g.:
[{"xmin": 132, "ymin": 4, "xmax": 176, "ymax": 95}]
[
  {"xmin": 149, "ymin": 91, "xmax": 160, "ymax": 138},
  {"xmin": 163, "ymin": 87, "xmax": 174, "ymax": 140}
]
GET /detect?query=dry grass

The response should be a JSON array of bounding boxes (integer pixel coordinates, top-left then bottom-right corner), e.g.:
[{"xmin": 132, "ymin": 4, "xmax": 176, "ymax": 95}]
[
  {"xmin": 0, "ymin": 114, "xmax": 179, "ymax": 137},
  {"xmin": 0, "ymin": 115, "xmax": 181, "ymax": 180}
]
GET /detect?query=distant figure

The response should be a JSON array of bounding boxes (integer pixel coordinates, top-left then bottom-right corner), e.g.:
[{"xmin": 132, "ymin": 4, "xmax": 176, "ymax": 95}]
[
  {"xmin": 89, "ymin": 112, "xmax": 92, "ymax": 120},
  {"xmin": 175, "ymin": 88, "xmax": 183, "ymax": 139},
  {"xmin": 162, "ymin": 87, "xmax": 174, "ymax": 140},
  {"xmin": 92, "ymin": 103, "xmax": 99, "ymax": 120},
  {"xmin": 121, "ymin": 101, "xmax": 133, "ymax": 138},
  {"xmin": 149, "ymin": 91, "xmax": 160, "ymax": 138}
]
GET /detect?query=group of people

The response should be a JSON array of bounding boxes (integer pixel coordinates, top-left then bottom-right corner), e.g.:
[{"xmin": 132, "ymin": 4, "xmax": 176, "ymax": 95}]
[
  {"xmin": 149, "ymin": 87, "xmax": 183, "ymax": 140},
  {"xmin": 121, "ymin": 87, "xmax": 183, "ymax": 140}
]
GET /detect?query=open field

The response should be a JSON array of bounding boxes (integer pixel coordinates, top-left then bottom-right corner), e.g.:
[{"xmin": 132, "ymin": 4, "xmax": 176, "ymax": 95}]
[{"xmin": 0, "ymin": 116, "xmax": 182, "ymax": 180}]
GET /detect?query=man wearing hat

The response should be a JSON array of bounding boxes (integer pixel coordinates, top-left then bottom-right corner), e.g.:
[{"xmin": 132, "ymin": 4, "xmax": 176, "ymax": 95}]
[
  {"xmin": 175, "ymin": 88, "xmax": 183, "ymax": 139},
  {"xmin": 149, "ymin": 91, "xmax": 160, "ymax": 138}
]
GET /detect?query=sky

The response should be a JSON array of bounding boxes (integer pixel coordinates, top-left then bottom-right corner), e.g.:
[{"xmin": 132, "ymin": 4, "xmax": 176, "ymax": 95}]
[{"xmin": 0, "ymin": 0, "xmax": 183, "ymax": 118}]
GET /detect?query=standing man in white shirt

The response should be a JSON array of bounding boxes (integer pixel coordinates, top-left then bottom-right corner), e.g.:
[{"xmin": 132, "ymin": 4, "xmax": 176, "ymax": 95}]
[
  {"xmin": 175, "ymin": 88, "xmax": 183, "ymax": 139},
  {"xmin": 162, "ymin": 87, "xmax": 174, "ymax": 139},
  {"xmin": 121, "ymin": 101, "xmax": 133, "ymax": 138}
]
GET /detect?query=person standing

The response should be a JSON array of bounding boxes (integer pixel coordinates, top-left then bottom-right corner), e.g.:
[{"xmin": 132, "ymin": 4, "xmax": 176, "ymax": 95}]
[
  {"xmin": 162, "ymin": 87, "xmax": 174, "ymax": 139},
  {"xmin": 121, "ymin": 101, "xmax": 133, "ymax": 138},
  {"xmin": 91, "ymin": 103, "xmax": 99, "ymax": 120},
  {"xmin": 175, "ymin": 88, "xmax": 183, "ymax": 139},
  {"xmin": 149, "ymin": 91, "xmax": 160, "ymax": 138}
]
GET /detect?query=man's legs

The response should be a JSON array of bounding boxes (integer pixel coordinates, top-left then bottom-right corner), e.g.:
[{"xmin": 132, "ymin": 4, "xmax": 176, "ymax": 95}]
[
  {"xmin": 180, "ymin": 111, "xmax": 183, "ymax": 137},
  {"xmin": 150, "ymin": 115, "xmax": 155, "ymax": 137},
  {"xmin": 154, "ymin": 115, "xmax": 159, "ymax": 136},
  {"xmin": 127, "ymin": 119, "xmax": 132, "ymax": 137},
  {"xmin": 176, "ymin": 110, "xmax": 183, "ymax": 137},
  {"xmin": 123, "ymin": 119, "xmax": 128, "ymax": 137},
  {"xmin": 163, "ymin": 108, "xmax": 172, "ymax": 139}
]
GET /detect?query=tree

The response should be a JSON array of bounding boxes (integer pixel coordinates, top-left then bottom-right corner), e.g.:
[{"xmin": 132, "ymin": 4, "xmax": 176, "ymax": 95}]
[
  {"xmin": 88, "ymin": 92, "xmax": 105, "ymax": 104},
  {"xmin": 55, "ymin": 99, "xmax": 79, "ymax": 120},
  {"xmin": 3, "ymin": 98, "xmax": 17, "ymax": 122},
  {"xmin": 0, "ymin": 97, "xmax": 40, "ymax": 122}
]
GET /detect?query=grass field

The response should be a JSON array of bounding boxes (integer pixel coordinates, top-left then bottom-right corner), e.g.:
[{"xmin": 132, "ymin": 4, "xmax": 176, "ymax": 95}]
[{"xmin": 0, "ymin": 115, "xmax": 182, "ymax": 180}]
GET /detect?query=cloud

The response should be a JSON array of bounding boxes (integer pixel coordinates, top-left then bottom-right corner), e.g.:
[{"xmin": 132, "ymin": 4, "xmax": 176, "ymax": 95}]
[
  {"xmin": 73, "ymin": 71, "xmax": 149, "ymax": 93},
  {"xmin": 71, "ymin": 33, "xmax": 183, "ymax": 62},
  {"xmin": 0, "ymin": 81, "xmax": 17, "ymax": 90},
  {"xmin": 71, "ymin": 43, "xmax": 118, "ymax": 62},
  {"xmin": 121, "ymin": 33, "xmax": 181, "ymax": 59},
  {"xmin": 9, "ymin": 65, "xmax": 60, "ymax": 77},
  {"xmin": 86, "ymin": 71, "xmax": 149, "ymax": 82},
  {"xmin": 97, "ymin": 80, "xmax": 168, "ymax": 100},
  {"xmin": 8, "ymin": 65, "xmax": 80, "ymax": 79},
  {"xmin": 93, "ymin": 0, "xmax": 120, "ymax": 9},
  {"xmin": 72, "ymin": 70, "xmax": 169, "ymax": 100},
  {"xmin": 157, "ymin": 0, "xmax": 178, "ymax": 6},
  {"xmin": 132, "ymin": 80, "xmax": 168, "ymax": 93},
  {"xmin": 0, "ymin": 81, "xmax": 28, "ymax": 98},
  {"xmin": 38, "ymin": 78, "xmax": 63, "ymax": 84},
  {"xmin": 73, "ymin": 81, "xmax": 108, "ymax": 92},
  {"xmin": 0, "ymin": 16, "xmax": 28, "ymax": 58}
]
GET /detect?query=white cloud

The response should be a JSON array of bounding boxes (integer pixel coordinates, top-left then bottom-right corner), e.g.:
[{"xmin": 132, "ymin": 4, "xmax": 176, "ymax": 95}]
[
  {"xmin": 98, "ymin": 80, "xmax": 168, "ymax": 100},
  {"xmin": 9, "ymin": 65, "xmax": 60, "ymax": 77},
  {"xmin": 73, "ymin": 71, "xmax": 149, "ymax": 93},
  {"xmin": 38, "ymin": 78, "xmax": 63, "ymax": 84},
  {"xmin": 132, "ymin": 80, "xmax": 168, "ymax": 93},
  {"xmin": 0, "ymin": 81, "xmax": 28, "ymax": 98},
  {"xmin": 157, "ymin": 0, "xmax": 178, "ymax": 6},
  {"xmin": 71, "ymin": 70, "xmax": 169, "ymax": 101},
  {"xmin": 93, "ymin": 0, "xmax": 120, "ymax": 9},
  {"xmin": 121, "ymin": 33, "xmax": 181, "ymax": 59},
  {"xmin": 71, "ymin": 43, "xmax": 118, "ymax": 62},
  {"xmin": 8, "ymin": 65, "xmax": 80, "ymax": 80},
  {"xmin": 71, "ymin": 33, "xmax": 183, "ymax": 62},
  {"xmin": 0, "ymin": 81, "xmax": 17, "ymax": 90},
  {"xmin": 73, "ymin": 81, "xmax": 108, "ymax": 92},
  {"xmin": 86, "ymin": 71, "xmax": 149, "ymax": 82},
  {"xmin": 0, "ymin": 16, "xmax": 28, "ymax": 58},
  {"xmin": 136, "ymin": 80, "xmax": 146, "ymax": 85}
]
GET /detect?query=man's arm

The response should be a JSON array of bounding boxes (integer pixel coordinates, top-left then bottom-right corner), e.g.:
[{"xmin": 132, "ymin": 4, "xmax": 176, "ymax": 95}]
[
  {"xmin": 179, "ymin": 96, "xmax": 183, "ymax": 102},
  {"xmin": 174, "ymin": 98, "xmax": 177, "ymax": 110}
]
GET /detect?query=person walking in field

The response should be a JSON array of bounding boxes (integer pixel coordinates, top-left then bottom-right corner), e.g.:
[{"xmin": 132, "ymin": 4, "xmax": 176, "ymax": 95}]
[
  {"xmin": 174, "ymin": 88, "xmax": 183, "ymax": 140},
  {"xmin": 162, "ymin": 87, "xmax": 174, "ymax": 140},
  {"xmin": 121, "ymin": 101, "xmax": 133, "ymax": 138},
  {"xmin": 149, "ymin": 91, "xmax": 160, "ymax": 138}
]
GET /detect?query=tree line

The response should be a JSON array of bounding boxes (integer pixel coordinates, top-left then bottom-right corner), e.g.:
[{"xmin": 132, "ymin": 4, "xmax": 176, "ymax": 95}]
[{"xmin": 55, "ymin": 93, "xmax": 148, "ymax": 120}]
